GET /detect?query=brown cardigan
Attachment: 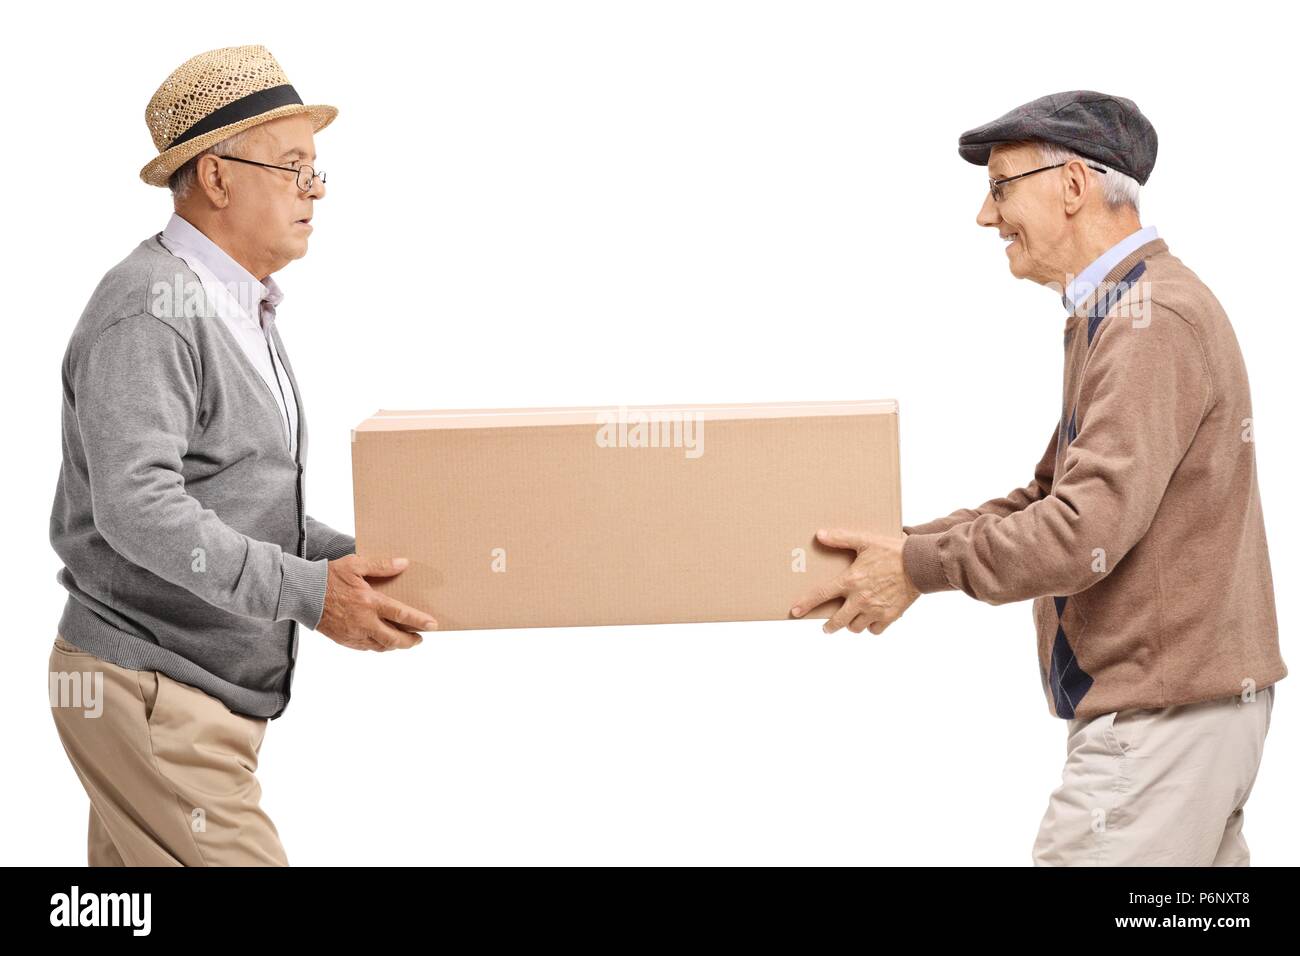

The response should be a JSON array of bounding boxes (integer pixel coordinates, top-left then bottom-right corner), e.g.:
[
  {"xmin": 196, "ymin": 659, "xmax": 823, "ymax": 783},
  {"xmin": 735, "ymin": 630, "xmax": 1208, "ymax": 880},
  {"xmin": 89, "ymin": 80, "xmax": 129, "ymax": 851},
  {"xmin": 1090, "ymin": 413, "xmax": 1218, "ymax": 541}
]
[{"xmin": 902, "ymin": 237, "xmax": 1286, "ymax": 719}]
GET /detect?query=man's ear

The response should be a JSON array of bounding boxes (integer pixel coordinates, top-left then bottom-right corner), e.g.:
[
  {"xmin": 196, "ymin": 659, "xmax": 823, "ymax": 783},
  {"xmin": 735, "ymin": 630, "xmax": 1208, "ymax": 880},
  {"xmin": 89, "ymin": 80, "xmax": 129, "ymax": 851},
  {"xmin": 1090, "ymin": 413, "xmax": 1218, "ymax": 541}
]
[
  {"xmin": 1062, "ymin": 158, "xmax": 1090, "ymax": 215},
  {"xmin": 195, "ymin": 153, "xmax": 231, "ymax": 209}
]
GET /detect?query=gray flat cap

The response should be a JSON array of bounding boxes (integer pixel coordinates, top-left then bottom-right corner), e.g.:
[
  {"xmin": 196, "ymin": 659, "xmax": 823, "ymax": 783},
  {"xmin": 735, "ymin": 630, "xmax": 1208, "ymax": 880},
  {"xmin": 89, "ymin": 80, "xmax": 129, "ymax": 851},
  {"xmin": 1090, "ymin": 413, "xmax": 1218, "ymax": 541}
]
[{"xmin": 958, "ymin": 90, "xmax": 1158, "ymax": 185}]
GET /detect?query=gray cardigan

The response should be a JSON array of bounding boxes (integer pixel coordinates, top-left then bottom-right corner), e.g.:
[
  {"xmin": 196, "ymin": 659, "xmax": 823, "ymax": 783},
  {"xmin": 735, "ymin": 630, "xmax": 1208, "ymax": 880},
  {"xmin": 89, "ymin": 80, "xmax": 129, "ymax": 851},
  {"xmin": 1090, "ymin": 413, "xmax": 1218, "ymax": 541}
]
[{"xmin": 50, "ymin": 235, "xmax": 355, "ymax": 719}]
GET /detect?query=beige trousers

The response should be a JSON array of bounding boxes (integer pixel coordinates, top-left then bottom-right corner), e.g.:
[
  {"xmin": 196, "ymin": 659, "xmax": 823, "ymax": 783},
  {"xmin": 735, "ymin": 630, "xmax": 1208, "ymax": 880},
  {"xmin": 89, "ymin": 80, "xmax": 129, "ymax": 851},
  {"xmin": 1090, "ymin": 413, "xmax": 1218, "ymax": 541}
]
[
  {"xmin": 1033, "ymin": 684, "xmax": 1275, "ymax": 866},
  {"xmin": 47, "ymin": 634, "xmax": 288, "ymax": 866}
]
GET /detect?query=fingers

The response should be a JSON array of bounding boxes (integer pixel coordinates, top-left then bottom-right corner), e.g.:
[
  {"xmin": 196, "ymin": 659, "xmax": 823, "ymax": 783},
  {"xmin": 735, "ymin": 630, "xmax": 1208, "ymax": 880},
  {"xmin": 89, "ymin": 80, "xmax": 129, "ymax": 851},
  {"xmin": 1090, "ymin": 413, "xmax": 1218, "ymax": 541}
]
[
  {"xmin": 356, "ymin": 556, "xmax": 410, "ymax": 578},
  {"xmin": 816, "ymin": 528, "xmax": 870, "ymax": 551},
  {"xmin": 822, "ymin": 598, "xmax": 859, "ymax": 634},
  {"xmin": 848, "ymin": 614, "xmax": 887, "ymax": 635},
  {"xmin": 368, "ymin": 619, "xmax": 422, "ymax": 651},
  {"xmin": 845, "ymin": 613, "xmax": 891, "ymax": 635},
  {"xmin": 791, "ymin": 529, "xmax": 870, "ymax": 617},
  {"xmin": 790, "ymin": 575, "xmax": 846, "ymax": 618},
  {"xmin": 374, "ymin": 594, "xmax": 438, "ymax": 632}
]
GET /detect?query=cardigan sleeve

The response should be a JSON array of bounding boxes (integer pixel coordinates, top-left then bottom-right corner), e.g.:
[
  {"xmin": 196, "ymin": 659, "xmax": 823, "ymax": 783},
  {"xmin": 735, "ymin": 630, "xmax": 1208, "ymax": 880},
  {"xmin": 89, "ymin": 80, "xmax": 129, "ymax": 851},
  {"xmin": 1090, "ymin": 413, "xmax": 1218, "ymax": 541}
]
[{"xmin": 903, "ymin": 303, "xmax": 1210, "ymax": 604}]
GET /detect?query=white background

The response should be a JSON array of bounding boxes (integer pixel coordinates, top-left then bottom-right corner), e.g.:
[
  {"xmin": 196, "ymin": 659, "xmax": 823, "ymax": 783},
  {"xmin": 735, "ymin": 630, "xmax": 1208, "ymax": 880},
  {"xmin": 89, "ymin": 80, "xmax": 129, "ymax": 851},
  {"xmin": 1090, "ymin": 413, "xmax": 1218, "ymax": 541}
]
[{"xmin": 2, "ymin": 1, "xmax": 1295, "ymax": 865}]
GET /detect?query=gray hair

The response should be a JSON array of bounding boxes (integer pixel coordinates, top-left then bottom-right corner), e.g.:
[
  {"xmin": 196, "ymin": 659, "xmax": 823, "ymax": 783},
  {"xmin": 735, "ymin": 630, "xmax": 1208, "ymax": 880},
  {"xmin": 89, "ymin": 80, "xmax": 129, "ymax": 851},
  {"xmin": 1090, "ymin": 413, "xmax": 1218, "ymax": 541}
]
[
  {"xmin": 1033, "ymin": 140, "xmax": 1141, "ymax": 214},
  {"xmin": 168, "ymin": 127, "xmax": 257, "ymax": 201}
]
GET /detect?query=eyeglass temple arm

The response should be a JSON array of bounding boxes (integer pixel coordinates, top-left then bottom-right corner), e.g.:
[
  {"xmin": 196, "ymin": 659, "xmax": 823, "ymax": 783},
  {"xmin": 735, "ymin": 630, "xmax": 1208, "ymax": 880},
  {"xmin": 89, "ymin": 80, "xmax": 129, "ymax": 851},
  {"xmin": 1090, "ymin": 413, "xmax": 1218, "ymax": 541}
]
[
  {"xmin": 992, "ymin": 162, "xmax": 1109, "ymax": 187},
  {"xmin": 218, "ymin": 155, "xmax": 318, "ymax": 177}
]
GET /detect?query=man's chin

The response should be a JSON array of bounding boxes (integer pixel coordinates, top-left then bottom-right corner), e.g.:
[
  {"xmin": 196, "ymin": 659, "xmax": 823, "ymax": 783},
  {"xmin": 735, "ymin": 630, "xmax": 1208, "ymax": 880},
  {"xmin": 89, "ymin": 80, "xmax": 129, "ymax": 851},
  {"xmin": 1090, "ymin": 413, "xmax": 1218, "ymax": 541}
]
[{"xmin": 1006, "ymin": 253, "xmax": 1034, "ymax": 281}]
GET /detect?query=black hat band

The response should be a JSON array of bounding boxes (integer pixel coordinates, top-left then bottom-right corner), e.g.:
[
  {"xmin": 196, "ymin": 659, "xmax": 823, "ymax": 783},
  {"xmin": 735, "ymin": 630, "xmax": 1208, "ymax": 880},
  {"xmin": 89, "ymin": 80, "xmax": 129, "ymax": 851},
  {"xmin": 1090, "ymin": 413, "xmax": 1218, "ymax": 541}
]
[{"xmin": 167, "ymin": 84, "xmax": 303, "ymax": 149}]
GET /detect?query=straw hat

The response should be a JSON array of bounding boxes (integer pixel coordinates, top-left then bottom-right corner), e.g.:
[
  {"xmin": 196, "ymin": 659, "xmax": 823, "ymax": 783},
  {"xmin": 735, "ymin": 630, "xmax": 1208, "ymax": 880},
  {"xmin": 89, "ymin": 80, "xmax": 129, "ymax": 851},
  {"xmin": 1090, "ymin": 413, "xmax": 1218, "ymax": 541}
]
[{"xmin": 140, "ymin": 44, "xmax": 337, "ymax": 187}]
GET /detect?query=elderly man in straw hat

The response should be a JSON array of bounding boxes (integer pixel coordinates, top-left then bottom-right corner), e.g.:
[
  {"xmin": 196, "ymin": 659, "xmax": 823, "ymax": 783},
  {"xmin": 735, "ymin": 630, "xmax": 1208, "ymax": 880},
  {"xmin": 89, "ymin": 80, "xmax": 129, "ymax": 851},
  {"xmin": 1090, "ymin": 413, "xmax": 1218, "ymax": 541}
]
[
  {"xmin": 47, "ymin": 45, "xmax": 437, "ymax": 866},
  {"xmin": 791, "ymin": 91, "xmax": 1284, "ymax": 865}
]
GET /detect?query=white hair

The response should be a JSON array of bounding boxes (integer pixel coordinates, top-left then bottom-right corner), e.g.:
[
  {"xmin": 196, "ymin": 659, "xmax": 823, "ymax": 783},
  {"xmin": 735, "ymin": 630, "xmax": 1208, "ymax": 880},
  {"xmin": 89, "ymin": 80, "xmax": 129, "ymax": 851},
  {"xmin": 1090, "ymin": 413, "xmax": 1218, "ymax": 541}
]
[
  {"xmin": 1033, "ymin": 140, "xmax": 1141, "ymax": 214},
  {"xmin": 168, "ymin": 127, "xmax": 257, "ymax": 201}
]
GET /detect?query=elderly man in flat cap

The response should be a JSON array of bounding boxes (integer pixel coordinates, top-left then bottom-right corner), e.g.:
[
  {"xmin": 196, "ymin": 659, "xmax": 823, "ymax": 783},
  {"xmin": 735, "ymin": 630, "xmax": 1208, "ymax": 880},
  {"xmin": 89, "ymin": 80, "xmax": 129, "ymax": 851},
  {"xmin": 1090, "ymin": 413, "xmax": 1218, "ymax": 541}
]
[
  {"xmin": 793, "ymin": 91, "xmax": 1285, "ymax": 866},
  {"xmin": 47, "ymin": 45, "xmax": 437, "ymax": 866}
]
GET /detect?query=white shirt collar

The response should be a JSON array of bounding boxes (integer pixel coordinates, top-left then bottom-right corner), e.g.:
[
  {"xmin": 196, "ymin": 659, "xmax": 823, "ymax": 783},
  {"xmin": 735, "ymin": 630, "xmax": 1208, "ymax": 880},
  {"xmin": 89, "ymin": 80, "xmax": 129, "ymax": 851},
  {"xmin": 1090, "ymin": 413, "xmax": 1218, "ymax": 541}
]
[
  {"xmin": 1064, "ymin": 225, "xmax": 1158, "ymax": 312},
  {"xmin": 159, "ymin": 213, "xmax": 283, "ymax": 325}
]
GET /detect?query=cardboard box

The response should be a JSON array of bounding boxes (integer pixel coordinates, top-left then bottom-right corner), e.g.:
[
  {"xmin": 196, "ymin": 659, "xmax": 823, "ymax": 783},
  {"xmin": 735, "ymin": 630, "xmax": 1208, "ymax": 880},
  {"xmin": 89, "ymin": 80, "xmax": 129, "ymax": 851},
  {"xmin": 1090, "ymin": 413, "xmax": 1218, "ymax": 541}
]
[{"xmin": 351, "ymin": 400, "xmax": 901, "ymax": 630}]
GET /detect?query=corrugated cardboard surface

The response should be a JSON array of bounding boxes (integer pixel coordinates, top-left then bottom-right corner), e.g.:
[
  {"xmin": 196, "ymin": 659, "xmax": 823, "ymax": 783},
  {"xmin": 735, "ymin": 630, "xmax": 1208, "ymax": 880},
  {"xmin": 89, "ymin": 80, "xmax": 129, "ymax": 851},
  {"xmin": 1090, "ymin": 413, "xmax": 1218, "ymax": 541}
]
[{"xmin": 352, "ymin": 401, "xmax": 901, "ymax": 630}]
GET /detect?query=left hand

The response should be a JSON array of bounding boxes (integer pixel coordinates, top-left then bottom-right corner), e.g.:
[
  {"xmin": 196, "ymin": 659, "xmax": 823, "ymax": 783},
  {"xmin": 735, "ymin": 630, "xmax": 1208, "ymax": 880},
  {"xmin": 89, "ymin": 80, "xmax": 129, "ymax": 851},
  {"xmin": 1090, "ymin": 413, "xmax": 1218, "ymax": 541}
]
[{"xmin": 790, "ymin": 529, "xmax": 921, "ymax": 634}]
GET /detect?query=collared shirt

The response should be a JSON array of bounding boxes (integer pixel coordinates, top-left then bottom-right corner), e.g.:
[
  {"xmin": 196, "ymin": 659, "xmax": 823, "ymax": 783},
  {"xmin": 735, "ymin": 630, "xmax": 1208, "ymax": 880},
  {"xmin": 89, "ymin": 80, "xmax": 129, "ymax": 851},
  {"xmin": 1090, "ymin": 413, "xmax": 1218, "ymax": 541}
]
[
  {"xmin": 1063, "ymin": 224, "xmax": 1159, "ymax": 313},
  {"xmin": 157, "ymin": 212, "xmax": 299, "ymax": 458}
]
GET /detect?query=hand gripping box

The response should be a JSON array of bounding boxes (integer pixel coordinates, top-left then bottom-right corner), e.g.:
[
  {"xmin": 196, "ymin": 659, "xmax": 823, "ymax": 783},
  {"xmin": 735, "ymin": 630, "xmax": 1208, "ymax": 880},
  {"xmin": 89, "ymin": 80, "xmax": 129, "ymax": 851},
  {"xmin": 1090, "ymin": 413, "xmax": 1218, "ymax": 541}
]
[{"xmin": 351, "ymin": 400, "xmax": 901, "ymax": 630}]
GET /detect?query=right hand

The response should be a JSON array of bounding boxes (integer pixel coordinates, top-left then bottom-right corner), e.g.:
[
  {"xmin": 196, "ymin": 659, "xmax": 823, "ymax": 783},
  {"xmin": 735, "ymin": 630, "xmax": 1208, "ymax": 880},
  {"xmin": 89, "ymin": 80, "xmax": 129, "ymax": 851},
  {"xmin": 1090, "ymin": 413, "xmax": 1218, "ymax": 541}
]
[{"xmin": 317, "ymin": 555, "xmax": 438, "ymax": 652}]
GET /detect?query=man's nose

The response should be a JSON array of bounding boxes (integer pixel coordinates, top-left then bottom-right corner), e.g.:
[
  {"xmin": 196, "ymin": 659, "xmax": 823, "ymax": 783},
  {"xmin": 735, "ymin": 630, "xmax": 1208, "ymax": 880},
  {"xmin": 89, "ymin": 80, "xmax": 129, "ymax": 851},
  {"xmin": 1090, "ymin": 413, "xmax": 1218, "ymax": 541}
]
[
  {"xmin": 975, "ymin": 190, "xmax": 999, "ymax": 227},
  {"xmin": 307, "ymin": 176, "xmax": 326, "ymax": 200}
]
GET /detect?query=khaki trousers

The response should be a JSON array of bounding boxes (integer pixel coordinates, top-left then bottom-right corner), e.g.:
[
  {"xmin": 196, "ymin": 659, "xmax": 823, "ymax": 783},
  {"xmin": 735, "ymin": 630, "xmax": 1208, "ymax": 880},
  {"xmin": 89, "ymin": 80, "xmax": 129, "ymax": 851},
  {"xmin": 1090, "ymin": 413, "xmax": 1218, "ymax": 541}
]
[
  {"xmin": 47, "ymin": 634, "xmax": 288, "ymax": 866},
  {"xmin": 1033, "ymin": 684, "xmax": 1275, "ymax": 866}
]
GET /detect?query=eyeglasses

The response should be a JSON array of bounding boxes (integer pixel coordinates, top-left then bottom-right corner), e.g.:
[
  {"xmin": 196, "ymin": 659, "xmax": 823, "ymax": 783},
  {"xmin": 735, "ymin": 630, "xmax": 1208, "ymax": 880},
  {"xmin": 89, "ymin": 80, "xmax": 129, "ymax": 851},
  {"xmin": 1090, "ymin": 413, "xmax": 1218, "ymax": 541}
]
[
  {"xmin": 988, "ymin": 161, "xmax": 1107, "ymax": 202},
  {"xmin": 216, "ymin": 155, "xmax": 326, "ymax": 192}
]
